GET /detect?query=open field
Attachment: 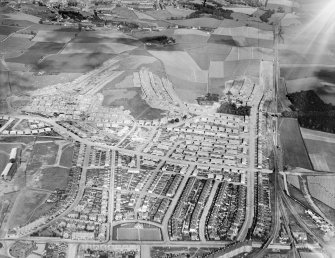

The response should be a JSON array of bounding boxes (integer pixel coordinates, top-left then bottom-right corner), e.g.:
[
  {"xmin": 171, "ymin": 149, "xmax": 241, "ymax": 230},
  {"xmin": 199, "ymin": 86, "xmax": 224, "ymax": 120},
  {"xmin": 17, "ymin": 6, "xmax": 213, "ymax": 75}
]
[
  {"xmin": 2, "ymin": 36, "xmax": 35, "ymax": 59},
  {"xmin": 70, "ymin": 36, "xmax": 139, "ymax": 45},
  {"xmin": 59, "ymin": 145, "xmax": 74, "ymax": 168},
  {"xmin": 307, "ymin": 176, "xmax": 335, "ymax": 210},
  {"xmin": 169, "ymin": 75, "xmax": 207, "ymax": 103},
  {"xmin": 34, "ymin": 53, "xmax": 116, "ymax": 73},
  {"xmin": 1, "ymin": 18, "xmax": 35, "ymax": 27},
  {"xmin": 279, "ymin": 118, "xmax": 313, "ymax": 169},
  {"xmin": 0, "ymin": 25, "xmax": 22, "ymax": 36},
  {"xmin": 38, "ymin": 166, "xmax": 69, "ymax": 190},
  {"xmin": 6, "ymin": 42, "xmax": 65, "ymax": 66},
  {"xmin": 171, "ymin": 18, "xmax": 223, "ymax": 28},
  {"xmin": 104, "ymin": 88, "xmax": 164, "ymax": 120},
  {"xmin": 7, "ymin": 189, "xmax": 48, "ymax": 229},
  {"xmin": 118, "ymin": 55, "xmax": 156, "ymax": 70},
  {"xmin": 3, "ymin": 12, "xmax": 41, "ymax": 23},
  {"xmin": 102, "ymin": 89, "xmax": 137, "ymax": 106},
  {"xmin": 186, "ymin": 43, "xmax": 232, "ymax": 70},
  {"xmin": 149, "ymin": 50, "xmax": 208, "ymax": 83},
  {"xmin": 303, "ymin": 137, "xmax": 335, "ymax": 172},
  {"xmin": 61, "ymin": 42, "xmax": 137, "ymax": 54},
  {"xmin": 26, "ymin": 142, "xmax": 58, "ymax": 174},
  {"xmin": 225, "ymin": 47, "xmax": 273, "ymax": 61},
  {"xmin": 223, "ymin": 59, "xmax": 260, "ymax": 79},
  {"xmin": 32, "ymin": 30, "xmax": 77, "ymax": 43}
]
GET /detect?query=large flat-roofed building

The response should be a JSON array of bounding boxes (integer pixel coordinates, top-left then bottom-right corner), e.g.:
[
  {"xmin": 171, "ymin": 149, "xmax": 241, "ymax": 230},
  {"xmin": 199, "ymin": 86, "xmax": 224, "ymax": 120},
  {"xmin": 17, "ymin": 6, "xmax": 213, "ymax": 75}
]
[{"xmin": 1, "ymin": 162, "xmax": 17, "ymax": 181}]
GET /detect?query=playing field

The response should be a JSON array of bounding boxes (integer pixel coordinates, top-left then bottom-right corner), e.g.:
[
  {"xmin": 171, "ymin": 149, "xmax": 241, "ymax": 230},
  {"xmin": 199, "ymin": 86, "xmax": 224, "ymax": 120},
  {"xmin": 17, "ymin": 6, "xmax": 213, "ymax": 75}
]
[
  {"xmin": 117, "ymin": 227, "xmax": 161, "ymax": 241},
  {"xmin": 279, "ymin": 118, "xmax": 313, "ymax": 169}
]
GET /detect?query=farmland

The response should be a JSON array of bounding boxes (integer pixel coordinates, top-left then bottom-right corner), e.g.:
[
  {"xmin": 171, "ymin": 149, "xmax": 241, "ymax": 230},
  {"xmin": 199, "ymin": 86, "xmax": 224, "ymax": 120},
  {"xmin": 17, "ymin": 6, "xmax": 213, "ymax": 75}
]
[
  {"xmin": 307, "ymin": 176, "xmax": 335, "ymax": 210},
  {"xmin": 61, "ymin": 42, "xmax": 137, "ymax": 54},
  {"xmin": 32, "ymin": 30, "xmax": 77, "ymax": 43},
  {"xmin": 0, "ymin": 25, "xmax": 22, "ymax": 36},
  {"xmin": 302, "ymin": 131, "xmax": 335, "ymax": 171},
  {"xmin": 279, "ymin": 118, "xmax": 313, "ymax": 169}
]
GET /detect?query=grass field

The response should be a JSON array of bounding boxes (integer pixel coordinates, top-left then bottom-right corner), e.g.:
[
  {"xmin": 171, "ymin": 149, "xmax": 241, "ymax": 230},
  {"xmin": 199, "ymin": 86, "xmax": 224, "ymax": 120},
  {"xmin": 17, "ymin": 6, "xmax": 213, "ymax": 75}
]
[
  {"xmin": 38, "ymin": 166, "xmax": 69, "ymax": 190},
  {"xmin": 2, "ymin": 36, "xmax": 35, "ymax": 59},
  {"xmin": 7, "ymin": 189, "xmax": 48, "ymax": 229},
  {"xmin": 4, "ymin": 12, "xmax": 41, "ymax": 23},
  {"xmin": 287, "ymin": 175, "xmax": 301, "ymax": 189},
  {"xmin": 307, "ymin": 176, "xmax": 335, "ymax": 210},
  {"xmin": 279, "ymin": 118, "xmax": 313, "ymax": 169},
  {"xmin": 117, "ymin": 225, "xmax": 161, "ymax": 241},
  {"xmin": 59, "ymin": 145, "xmax": 74, "ymax": 168}
]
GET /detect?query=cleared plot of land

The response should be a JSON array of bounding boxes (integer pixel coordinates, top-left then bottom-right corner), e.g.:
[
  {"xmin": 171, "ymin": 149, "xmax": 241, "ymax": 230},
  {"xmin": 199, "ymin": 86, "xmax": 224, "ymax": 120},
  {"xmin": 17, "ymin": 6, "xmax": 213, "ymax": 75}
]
[
  {"xmin": 38, "ymin": 166, "xmax": 69, "ymax": 190},
  {"xmin": 7, "ymin": 189, "xmax": 48, "ymax": 229},
  {"xmin": 59, "ymin": 145, "xmax": 74, "ymax": 167},
  {"xmin": 32, "ymin": 30, "xmax": 77, "ymax": 43},
  {"xmin": 279, "ymin": 118, "xmax": 313, "ymax": 169},
  {"xmin": 35, "ymin": 53, "xmax": 116, "ymax": 73},
  {"xmin": 78, "ymin": 30, "xmax": 134, "ymax": 39},
  {"xmin": 149, "ymin": 50, "xmax": 208, "ymax": 83},
  {"xmin": 0, "ymin": 25, "xmax": 22, "ymax": 36},
  {"xmin": 307, "ymin": 176, "xmax": 335, "ymax": 209},
  {"xmin": 61, "ymin": 42, "xmax": 137, "ymax": 54},
  {"xmin": 102, "ymin": 89, "xmax": 137, "ymax": 106}
]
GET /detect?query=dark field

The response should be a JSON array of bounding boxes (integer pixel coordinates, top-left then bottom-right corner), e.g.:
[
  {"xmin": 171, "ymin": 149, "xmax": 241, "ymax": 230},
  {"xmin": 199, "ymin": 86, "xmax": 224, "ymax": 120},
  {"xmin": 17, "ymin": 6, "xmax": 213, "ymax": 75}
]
[
  {"xmin": 6, "ymin": 42, "xmax": 65, "ymax": 65},
  {"xmin": 39, "ymin": 166, "xmax": 69, "ymax": 190},
  {"xmin": 304, "ymin": 139, "xmax": 335, "ymax": 171},
  {"xmin": 34, "ymin": 53, "xmax": 116, "ymax": 73},
  {"xmin": 70, "ymin": 36, "xmax": 140, "ymax": 46},
  {"xmin": 0, "ymin": 25, "xmax": 21, "ymax": 36},
  {"xmin": 1, "ymin": 18, "xmax": 34, "ymax": 27},
  {"xmin": 59, "ymin": 145, "xmax": 74, "ymax": 167},
  {"xmin": 279, "ymin": 118, "xmax": 313, "ymax": 169}
]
